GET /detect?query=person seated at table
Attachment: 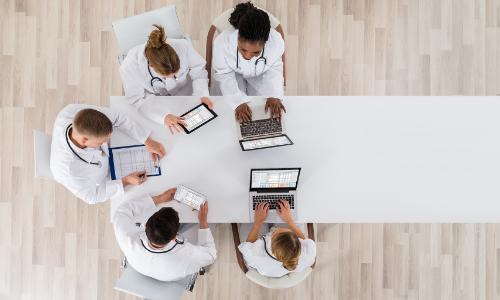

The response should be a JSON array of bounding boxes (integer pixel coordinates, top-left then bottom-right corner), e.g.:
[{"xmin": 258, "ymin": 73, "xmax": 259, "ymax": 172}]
[
  {"xmin": 120, "ymin": 24, "xmax": 214, "ymax": 134},
  {"xmin": 50, "ymin": 104, "xmax": 165, "ymax": 204},
  {"xmin": 211, "ymin": 1, "xmax": 286, "ymax": 123},
  {"xmin": 113, "ymin": 187, "xmax": 217, "ymax": 281},
  {"xmin": 238, "ymin": 200, "xmax": 316, "ymax": 277}
]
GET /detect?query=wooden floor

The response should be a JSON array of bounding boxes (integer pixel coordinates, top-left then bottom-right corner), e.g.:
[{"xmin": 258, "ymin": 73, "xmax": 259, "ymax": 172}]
[{"xmin": 1, "ymin": 0, "xmax": 499, "ymax": 299}]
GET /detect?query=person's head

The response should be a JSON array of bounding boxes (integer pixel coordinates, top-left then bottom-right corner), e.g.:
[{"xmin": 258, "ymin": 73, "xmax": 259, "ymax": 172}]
[
  {"xmin": 229, "ymin": 2, "xmax": 271, "ymax": 60},
  {"xmin": 145, "ymin": 207, "xmax": 180, "ymax": 246},
  {"xmin": 72, "ymin": 109, "xmax": 113, "ymax": 148},
  {"xmin": 270, "ymin": 228, "xmax": 302, "ymax": 271},
  {"xmin": 145, "ymin": 24, "xmax": 180, "ymax": 78}
]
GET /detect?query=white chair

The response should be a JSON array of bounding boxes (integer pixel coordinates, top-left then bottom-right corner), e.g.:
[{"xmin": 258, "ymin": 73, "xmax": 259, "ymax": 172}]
[
  {"xmin": 205, "ymin": 7, "xmax": 286, "ymax": 87},
  {"xmin": 33, "ymin": 130, "xmax": 54, "ymax": 180},
  {"xmin": 114, "ymin": 263, "xmax": 198, "ymax": 300},
  {"xmin": 231, "ymin": 223, "xmax": 316, "ymax": 289},
  {"xmin": 112, "ymin": 4, "xmax": 193, "ymax": 65}
]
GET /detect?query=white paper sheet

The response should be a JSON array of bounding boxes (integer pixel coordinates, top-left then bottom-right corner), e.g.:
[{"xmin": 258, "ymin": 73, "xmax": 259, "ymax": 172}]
[{"xmin": 110, "ymin": 145, "xmax": 160, "ymax": 179}]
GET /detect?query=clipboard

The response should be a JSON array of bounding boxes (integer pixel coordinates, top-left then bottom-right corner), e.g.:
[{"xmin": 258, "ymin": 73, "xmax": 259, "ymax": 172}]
[{"xmin": 109, "ymin": 144, "xmax": 161, "ymax": 180}]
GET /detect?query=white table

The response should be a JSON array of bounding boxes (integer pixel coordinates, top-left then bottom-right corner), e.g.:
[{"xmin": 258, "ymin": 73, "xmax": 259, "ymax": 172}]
[{"xmin": 110, "ymin": 96, "xmax": 500, "ymax": 223}]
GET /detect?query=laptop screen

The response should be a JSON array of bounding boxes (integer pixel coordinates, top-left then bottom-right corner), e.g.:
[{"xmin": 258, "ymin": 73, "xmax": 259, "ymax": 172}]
[
  {"xmin": 241, "ymin": 135, "xmax": 292, "ymax": 150},
  {"xmin": 250, "ymin": 168, "xmax": 301, "ymax": 190}
]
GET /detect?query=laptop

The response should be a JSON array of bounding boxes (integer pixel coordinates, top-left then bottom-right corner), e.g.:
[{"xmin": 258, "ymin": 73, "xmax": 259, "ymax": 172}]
[
  {"xmin": 249, "ymin": 168, "xmax": 301, "ymax": 223},
  {"xmin": 236, "ymin": 105, "xmax": 293, "ymax": 151}
]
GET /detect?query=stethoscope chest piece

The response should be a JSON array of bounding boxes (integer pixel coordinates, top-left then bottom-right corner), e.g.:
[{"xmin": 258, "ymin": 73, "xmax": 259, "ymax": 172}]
[{"xmin": 97, "ymin": 161, "xmax": 102, "ymax": 168}]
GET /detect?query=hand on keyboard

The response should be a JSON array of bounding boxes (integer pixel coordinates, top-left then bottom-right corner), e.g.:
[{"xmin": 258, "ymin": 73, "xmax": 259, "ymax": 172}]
[
  {"xmin": 265, "ymin": 97, "xmax": 286, "ymax": 121},
  {"xmin": 254, "ymin": 202, "xmax": 269, "ymax": 224},
  {"xmin": 235, "ymin": 103, "xmax": 252, "ymax": 124},
  {"xmin": 276, "ymin": 199, "xmax": 293, "ymax": 223}
]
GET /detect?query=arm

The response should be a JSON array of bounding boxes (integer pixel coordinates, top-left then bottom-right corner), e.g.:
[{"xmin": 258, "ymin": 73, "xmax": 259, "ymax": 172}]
[
  {"xmin": 276, "ymin": 199, "xmax": 305, "ymax": 239},
  {"xmin": 246, "ymin": 202, "xmax": 269, "ymax": 243},
  {"xmin": 191, "ymin": 201, "xmax": 217, "ymax": 267},
  {"xmin": 212, "ymin": 39, "xmax": 249, "ymax": 110},
  {"xmin": 60, "ymin": 175, "xmax": 124, "ymax": 205},
  {"xmin": 185, "ymin": 44, "xmax": 210, "ymax": 97},
  {"xmin": 113, "ymin": 194, "xmax": 157, "ymax": 242}
]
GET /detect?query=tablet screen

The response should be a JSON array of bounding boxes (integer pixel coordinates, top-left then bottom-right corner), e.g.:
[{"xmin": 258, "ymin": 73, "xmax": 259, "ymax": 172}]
[
  {"xmin": 183, "ymin": 104, "xmax": 215, "ymax": 131},
  {"xmin": 174, "ymin": 185, "xmax": 207, "ymax": 211},
  {"xmin": 242, "ymin": 136, "xmax": 292, "ymax": 150}
]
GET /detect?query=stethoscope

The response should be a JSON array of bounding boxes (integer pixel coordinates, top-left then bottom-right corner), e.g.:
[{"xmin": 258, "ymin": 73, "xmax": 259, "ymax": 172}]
[
  {"xmin": 147, "ymin": 60, "xmax": 178, "ymax": 96},
  {"xmin": 65, "ymin": 124, "xmax": 102, "ymax": 168},
  {"xmin": 235, "ymin": 46, "xmax": 266, "ymax": 77},
  {"xmin": 141, "ymin": 234, "xmax": 185, "ymax": 254},
  {"xmin": 262, "ymin": 236, "xmax": 278, "ymax": 261}
]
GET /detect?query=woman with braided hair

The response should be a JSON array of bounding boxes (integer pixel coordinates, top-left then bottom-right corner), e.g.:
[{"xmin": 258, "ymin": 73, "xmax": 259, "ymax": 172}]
[
  {"xmin": 120, "ymin": 24, "xmax": 213, "ymax": 134},
  {"xmin": 238, "ymin": 200, "xmax": 316, "ymax": 277},
  {"xmin": 211, "ymin": 2, "xmax": 286, "ymax": 123}
]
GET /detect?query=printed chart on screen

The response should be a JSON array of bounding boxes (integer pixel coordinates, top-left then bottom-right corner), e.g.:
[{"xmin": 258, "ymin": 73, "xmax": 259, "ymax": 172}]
[
  {"xmin": 110, "ymin": 146, "xmax": 160, "ymax": 179},
  {"xmin": 175, "ymin": 185, "xmax": 207, "ymax": 210},
  {"xmin": 242, "ymin": 136, "xmax": 291, "ymax": 150},
  {"xmin": 183, "ymin": 105, "xmax": 215, "ymax": 131},
  {"xmin": 251, "ymin": 169, "xmax": 300, "ymax": 188}
]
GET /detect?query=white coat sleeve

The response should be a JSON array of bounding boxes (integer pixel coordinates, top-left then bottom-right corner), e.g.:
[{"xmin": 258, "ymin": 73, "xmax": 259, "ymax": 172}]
[
  {"xmin": 58, "ymin": 174, "xmax": 124, "ymax": 204},
  {"xmin": 96, "ymin": 106, "xmax": 152, "ymax": 144},
  {"xmin": 184, "ymin": 228, "xmax": 217, "ymax": 272},
  {"xmin": 186, "ymin": 45, "xmax": 210, "ymax": 97},
  {"xmin": 119, "ymin": 63, "xmax": 172, "ymax": 125},
  {"xmin": 212, "ymin": 41, "xmax": 249, "ymax": 111},
  {"xmin": 113, "ymin": 194, "xmax": 157, "ymax": 243},
  {"xmin": 259, "ymin": 56, "xmax": 285, "ymax": 101}
]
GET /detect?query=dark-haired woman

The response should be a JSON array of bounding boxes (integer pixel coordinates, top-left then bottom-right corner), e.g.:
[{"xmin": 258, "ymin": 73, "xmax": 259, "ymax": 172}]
[
  {"xmin": 120, "ymin": 24, "xmax": 213, "ymax": 134},
  {"xmin": 211, "ymin": 2, "xmax": 286, "ymax": 123}
]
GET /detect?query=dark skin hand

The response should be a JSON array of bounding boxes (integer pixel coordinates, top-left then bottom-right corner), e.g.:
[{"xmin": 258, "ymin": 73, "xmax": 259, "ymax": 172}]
[
  {"xmin": 265, "ymin": 98, "xmax": 286, "ymax": 121},
  {"xmin": 235, "ymin": 103, "xmax": 253, "ymax": 124}
]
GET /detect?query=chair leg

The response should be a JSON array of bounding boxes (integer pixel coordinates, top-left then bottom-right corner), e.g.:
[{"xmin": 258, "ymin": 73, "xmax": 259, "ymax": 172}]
[
  {"xmin": 185, "ymin": 273, "xmax": 199, "ymax": 292},
  {"xmin": 120, "ymin": 256, "xmax": 128, "ymax": 269}
]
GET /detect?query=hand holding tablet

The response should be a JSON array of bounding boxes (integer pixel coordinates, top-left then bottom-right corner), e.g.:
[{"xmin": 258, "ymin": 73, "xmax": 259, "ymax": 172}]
[
  {"xmin": 179, "ymin": 103, "xmax": 218, "ymax": 134},
  {"xmin": 173, "ymin": 185, "xmax": 207, "ymax": 211}
]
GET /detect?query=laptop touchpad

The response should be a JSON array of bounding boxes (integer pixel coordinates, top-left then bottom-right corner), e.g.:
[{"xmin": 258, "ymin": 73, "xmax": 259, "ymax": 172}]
[{"xmin": 251, "ymin": 106, "xmax": 270, "ymax": 119}]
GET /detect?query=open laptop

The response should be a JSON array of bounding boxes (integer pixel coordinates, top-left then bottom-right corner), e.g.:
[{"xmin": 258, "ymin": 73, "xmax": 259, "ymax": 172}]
[
  {"xmin": 236, "ymin": 105, "xmax": 293, "ymax": 151},
  {"xmin": 249, "ymin": 168, "xmax": 301, "ymax": 223}
]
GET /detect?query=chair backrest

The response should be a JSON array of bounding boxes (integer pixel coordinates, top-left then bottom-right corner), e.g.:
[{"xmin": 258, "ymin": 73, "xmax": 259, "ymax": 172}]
[
  {"xmin": 206, "ymin": 7, "xmax": 285, "ymax": 87},
  {"xmin": 212, "ymin": 7, "xmax": 280, "ymax": 34},
  {"xmin": 246, "ymin": 267, "xmax": 313, "ymax": 289},
  {"xmin": 112, "ymin": 4, "xmax": 184, "ymax": 56},
  {"xmin": 114, "ymin": 265, "xmax": 191, "ymax": 300},
  {"xmin": 33, "ymin": 130, "xmax": 54, "ymax": 180}
]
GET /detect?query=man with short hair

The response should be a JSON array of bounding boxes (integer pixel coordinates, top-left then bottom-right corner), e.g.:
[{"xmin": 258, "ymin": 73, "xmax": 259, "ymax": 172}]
[
  {"xmin": 50, "ymin": 104, "xmax": 166, "ymax": 204},
  {"xmin": 113, "ymin": 188, "xmax": 217, "ymax": 281}
]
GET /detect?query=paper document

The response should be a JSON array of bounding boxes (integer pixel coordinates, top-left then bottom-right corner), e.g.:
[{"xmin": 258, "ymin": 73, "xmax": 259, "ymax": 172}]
[{"xmin": 109, "ymin": 145, "xmax": 161, "ymax": 180}]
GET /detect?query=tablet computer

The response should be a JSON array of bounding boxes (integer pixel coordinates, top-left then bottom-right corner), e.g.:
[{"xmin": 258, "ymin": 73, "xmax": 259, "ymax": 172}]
[
  {"xmin": 179, "ymin": 103, "xmax": 218, "ymax": 134},
  {"xmin": 239, "ymin": 135, "xmax": 294, "ymax": 151},
  {"xmin": 174, "ymin": 185, "xmax": 207, "ymax": 211}
]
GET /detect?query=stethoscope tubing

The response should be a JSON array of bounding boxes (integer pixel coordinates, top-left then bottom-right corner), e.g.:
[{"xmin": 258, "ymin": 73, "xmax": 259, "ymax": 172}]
[
  {"xmin": 65, "ymin": 124, "xmax": 101, "ymax": 168},
  {"xmin": 147, "ymin": 60, "xmax": 178, "ymax": 95},
  {"xmin": 141, "ymin": 238, "xmax": 184, "ymax": 254},
  {"xmin": 235, "ymin": 46, "xmax": 266, "ymax": 77}
]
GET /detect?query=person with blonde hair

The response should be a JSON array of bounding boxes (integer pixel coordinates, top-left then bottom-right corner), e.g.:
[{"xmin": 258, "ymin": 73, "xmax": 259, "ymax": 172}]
[
  {"xmin": 238, "ymin": 199, "xmax": 316, "ymax": 277},
  {"xmin": 120, "ymin": 24, "xmax": 213, "ymax": 134}
]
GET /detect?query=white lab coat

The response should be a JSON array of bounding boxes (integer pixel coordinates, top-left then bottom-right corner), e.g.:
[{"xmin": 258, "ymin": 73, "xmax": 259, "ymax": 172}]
[
  {"xmin": 113, "ymin": 194, "xmax": 217, "ymax": 281},
  {"xmin": 50, "ymin": 104, "xmax": 151, "ymax": 204},
  {"xmin": 238, "ymin": 223, "xmax": 316, "ymax": 277},
  {"xmin": 119, "ymin": 40, "xmax": 210, "ymax": 124},
  {"xmin": 211, "ymin": 26, "xmax": 285, "ymax": 110}
]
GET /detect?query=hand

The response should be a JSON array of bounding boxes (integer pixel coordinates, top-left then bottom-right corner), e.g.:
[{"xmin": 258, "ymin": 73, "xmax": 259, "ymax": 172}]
[
  {"xmin": 144, "ymin": 137, "xmax": 166, "ymax": 161},
  {"xmin": 235, "ymin": 103, "xmax": 252, "ymax": 124},
  {"xmin": 198, "ymin": 201, "xmax": 209, "ymax": 229},
  {"xmin": 152, "ymin": 187, "xmax": 179, "ymax": 205},
  {"xmin": 201, "ymin": 97, "xmax": 214, "ymax": 109},
  {"xmin": 122, "ymin": 171, "xmax": 147, "ymax": 187},
  {"xmin": 164, "ymin": 114, "xmax": 188, "ymax": 135},
  {"xmin": 276, "ymin": 199, "xmax": 293, "ymax": 223},
  {"xmin": 254, "ymin": 202, "xmax": 269, "ymax": 225},
  {"xmin": 265, "ymin": 98, "xmax": 286, "ymax": 121}
]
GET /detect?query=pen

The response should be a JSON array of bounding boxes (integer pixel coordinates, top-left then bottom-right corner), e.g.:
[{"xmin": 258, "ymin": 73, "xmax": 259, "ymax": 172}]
[{"xmin": 140, "ymin": 173, "xmax": 145, "ymax": 183}]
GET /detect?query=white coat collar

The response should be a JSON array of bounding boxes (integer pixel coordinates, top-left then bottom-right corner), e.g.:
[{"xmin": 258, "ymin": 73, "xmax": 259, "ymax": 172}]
[
  {"xmin": 140, "ymin": 235, "xmax": 178, "ymax": 253},
  {"xmin": 66, "ymin": 125, "xmax": 98, "ymax": 162},
  {"xmin": 137, "ymin": 43, "xmax": 152, "ymax": 79}
]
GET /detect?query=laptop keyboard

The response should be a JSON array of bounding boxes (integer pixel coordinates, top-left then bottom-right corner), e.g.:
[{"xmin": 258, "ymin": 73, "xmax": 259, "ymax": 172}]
[
  {"xmin": 240, "ymin": 119, "xmax": 282, "ymax": 138},
  {"xmin": 252, "ymin": 195, "xmax": 295, "ymax": 210}
]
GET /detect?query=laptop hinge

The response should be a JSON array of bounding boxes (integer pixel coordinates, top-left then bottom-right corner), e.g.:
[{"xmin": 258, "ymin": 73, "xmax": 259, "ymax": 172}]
[{"xmin": 256, "ymin": 189, "xmax": 290, "ymax": 194}]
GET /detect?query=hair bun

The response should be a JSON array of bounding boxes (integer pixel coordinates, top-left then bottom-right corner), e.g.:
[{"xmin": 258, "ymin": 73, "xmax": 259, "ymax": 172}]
[
  {"xmin": 229, "ymin": 1, "xmax": 256, "ymax": 29},
  {"xmin": 147, "ymin": 24, "xmax": 167, "ymax": 49},
  {"xmin": 282, "ymin": 257, "xmax": 299, "ymax": 271}
]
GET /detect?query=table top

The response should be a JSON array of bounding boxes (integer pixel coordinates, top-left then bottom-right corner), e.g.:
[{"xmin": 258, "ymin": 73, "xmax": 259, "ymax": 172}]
[{"xmin": 110, "ymin": 96, "xmax": 500, "ymax": 223}]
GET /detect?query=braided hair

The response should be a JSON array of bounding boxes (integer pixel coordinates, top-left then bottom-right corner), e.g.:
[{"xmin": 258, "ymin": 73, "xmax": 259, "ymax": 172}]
[{"xmin": 229, "ymin": 2, "xmax": 271, "ymax": 44}]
